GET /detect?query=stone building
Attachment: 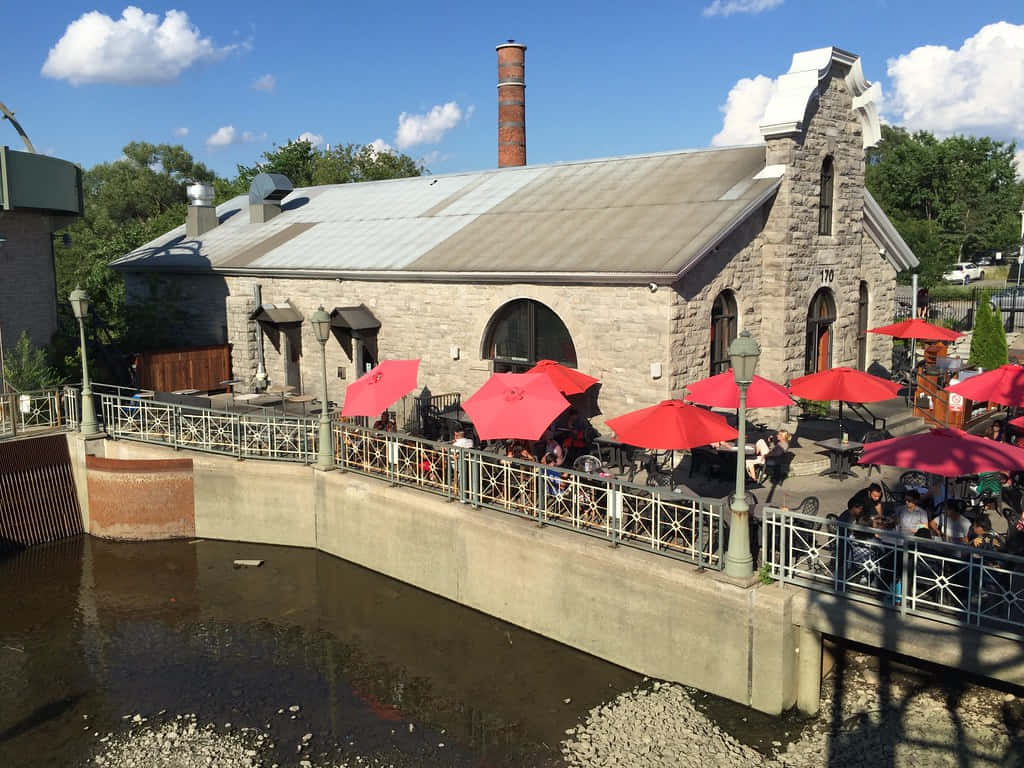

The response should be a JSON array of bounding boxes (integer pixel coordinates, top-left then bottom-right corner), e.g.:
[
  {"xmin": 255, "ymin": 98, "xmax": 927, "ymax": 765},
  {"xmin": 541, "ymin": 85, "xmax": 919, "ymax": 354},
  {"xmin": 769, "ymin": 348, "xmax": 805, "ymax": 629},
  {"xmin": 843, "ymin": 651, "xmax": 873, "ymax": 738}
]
[
  {"xmin": 0, "ymin": 146, "xmax": 82, "ymax": 353},
  {"xmin": 111, "ymin": 46, "xmax": 916, "ymax": 424}
]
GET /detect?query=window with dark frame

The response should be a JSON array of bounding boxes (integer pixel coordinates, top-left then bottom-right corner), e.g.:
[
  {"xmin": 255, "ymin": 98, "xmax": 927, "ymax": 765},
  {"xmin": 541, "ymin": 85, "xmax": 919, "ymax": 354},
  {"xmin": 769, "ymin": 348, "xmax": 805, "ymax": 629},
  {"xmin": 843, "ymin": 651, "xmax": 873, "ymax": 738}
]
[
  {"xmin": 818, "ymin": 156, "xmax": 834, "ymax": 236},
  {"xmin": 805, "ymin": 288, "xmax": 836, "ymax": 374},
  {"xmin": 484, "ymin": 299, "xmax": 577, "ymax": 373},
  {"xmin": 709, "ymin": 290, "xmax": 738, "ymax": 376},
  {"xmin": 856, "ymin": 281, "xmax": 869, "ymax": 371}
]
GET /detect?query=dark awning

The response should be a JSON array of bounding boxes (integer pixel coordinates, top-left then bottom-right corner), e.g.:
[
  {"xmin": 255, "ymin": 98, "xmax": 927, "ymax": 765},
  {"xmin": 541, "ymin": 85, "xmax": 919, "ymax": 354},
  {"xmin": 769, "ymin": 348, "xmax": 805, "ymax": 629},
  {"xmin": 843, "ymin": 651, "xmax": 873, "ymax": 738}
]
[
  {"xmin": 250, "ymin": 302, "xmax": 303, "ymax": 324},
  {"xmin": 330, "ymin": 304, "xmax": 380, "ymax": 334}
]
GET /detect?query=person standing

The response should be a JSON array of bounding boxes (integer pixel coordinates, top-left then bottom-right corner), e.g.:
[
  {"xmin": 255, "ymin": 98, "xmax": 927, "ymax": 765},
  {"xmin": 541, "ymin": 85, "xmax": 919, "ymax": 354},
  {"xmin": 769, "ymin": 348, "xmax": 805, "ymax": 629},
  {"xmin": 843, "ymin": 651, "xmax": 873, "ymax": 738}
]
[{"xmin": 916, "ymin": 286, "xmax": 929, "ymax": 319}]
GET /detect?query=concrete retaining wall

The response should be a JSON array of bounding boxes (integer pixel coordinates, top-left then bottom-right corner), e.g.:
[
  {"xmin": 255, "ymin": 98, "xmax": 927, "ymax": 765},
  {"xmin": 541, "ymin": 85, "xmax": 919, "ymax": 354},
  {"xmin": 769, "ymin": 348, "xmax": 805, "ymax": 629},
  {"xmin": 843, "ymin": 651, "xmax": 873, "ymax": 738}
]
[
  {"xmin": 79, "ymin": 436, "xmax": 798, "ymax": 714},
  {"xmin": 85, "ymin": 455, "xmax": 196, "ymax": 540}
]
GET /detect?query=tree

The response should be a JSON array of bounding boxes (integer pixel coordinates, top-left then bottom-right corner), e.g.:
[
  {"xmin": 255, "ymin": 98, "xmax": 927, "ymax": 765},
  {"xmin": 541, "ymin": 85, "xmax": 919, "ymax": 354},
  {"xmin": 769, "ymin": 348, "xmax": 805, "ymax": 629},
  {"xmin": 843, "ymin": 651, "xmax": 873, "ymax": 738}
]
[
  {"xmin": 866, "ymin": 126, "xmax": 1024, "ymax": 286},
  {"xmin": 969, "ymin": 292, "xmax": 1008, "ymax": 370},
  {"xmin": 234, "ymin": 139, "xmax": 423, "ymax": 192},
  {"xmin": 3, "ymin": 331, "xmax": 60, "ymax": 391}
]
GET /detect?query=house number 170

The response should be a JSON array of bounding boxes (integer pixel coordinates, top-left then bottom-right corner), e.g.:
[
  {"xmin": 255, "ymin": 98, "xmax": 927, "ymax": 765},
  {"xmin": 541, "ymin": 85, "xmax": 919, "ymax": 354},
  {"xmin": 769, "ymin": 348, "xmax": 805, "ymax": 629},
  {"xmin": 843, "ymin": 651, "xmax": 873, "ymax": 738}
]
[{"xmin": 820, "ymin": 268, "xmax": 835, "ymax": 284}]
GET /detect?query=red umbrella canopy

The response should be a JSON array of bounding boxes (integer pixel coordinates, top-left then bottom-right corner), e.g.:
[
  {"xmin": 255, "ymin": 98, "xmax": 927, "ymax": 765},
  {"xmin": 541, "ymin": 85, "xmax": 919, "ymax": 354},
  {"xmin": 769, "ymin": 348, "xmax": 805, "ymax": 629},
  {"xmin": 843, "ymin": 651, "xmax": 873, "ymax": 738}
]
[
  {"xmin": 788, "ymin": 367, "xmax": 901, "ymax": 403},
  {"xmin": 946, "ymin": 365, "xmax": 1024, "ymax": 407},
  {"xmin": 526, "ymin": 359, "xmax": 600, "ymax": 395},
  {"xmin": 868, "ymin": 318, "xmax": 963, "ymax": 342},
  {"xmin": 341, "ymin": 359, "xmax": 420, "ymax": 418},
  {"xmin": 605, "ymin": 400, "xmax": 738, "ymax": 451},
  {"xmin": 685, "ymin": 369, "xmax": 793, "ymax": 409},
  {"xmin": 858, "ymin": 428, "xmax": 1024, "ymax": 476},
  {"xmin": 462, "ymin": 373, "xmax": 571, "ymax": 441}
]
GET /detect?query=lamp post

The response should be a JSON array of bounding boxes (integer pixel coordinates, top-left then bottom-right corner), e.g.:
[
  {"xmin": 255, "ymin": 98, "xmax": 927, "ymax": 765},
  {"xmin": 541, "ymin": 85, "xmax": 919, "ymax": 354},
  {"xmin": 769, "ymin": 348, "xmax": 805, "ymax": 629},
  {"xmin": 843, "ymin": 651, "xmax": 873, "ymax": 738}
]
[
  {"xmin": 311, "ymin": 306, "xmax": 334, "ymax": 470},
  {"xmin": 69, "ymin": 285, "xmax": 99, "ymax": 436},
  {"xmin": 724, "ymin": 330, "xmax": 760, "ymax": 579}
]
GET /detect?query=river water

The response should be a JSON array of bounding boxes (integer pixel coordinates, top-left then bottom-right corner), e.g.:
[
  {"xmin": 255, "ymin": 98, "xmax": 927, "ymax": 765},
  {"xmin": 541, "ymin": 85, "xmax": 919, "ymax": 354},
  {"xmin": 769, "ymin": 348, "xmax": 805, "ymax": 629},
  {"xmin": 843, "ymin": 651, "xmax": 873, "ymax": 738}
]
[{"xmin": 1, "ymin": 536, "xmax": 650, "ymax": 767}]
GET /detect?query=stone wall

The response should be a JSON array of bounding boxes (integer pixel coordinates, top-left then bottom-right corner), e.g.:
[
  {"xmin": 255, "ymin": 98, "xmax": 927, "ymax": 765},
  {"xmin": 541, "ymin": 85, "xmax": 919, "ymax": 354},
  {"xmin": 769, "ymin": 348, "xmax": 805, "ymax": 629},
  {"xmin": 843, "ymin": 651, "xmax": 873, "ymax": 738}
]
[{"xmin": 0, "ymin": 210, "xmax": 58, "ymax": 348}]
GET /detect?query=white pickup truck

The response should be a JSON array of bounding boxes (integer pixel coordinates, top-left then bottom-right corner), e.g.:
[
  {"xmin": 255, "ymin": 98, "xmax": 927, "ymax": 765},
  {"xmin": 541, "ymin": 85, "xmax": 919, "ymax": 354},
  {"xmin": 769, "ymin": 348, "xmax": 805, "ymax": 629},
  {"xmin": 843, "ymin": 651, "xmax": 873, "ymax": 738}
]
[{"xmin": 942, "ymin": 262, "xmax": 985, "ymax": 284}]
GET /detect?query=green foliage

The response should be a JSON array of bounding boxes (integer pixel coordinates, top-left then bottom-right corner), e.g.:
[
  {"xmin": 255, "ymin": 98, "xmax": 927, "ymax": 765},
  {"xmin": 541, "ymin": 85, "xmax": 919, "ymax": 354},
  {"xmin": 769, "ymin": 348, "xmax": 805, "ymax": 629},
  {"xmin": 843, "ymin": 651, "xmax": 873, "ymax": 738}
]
[
  {"xmin": 865, "ymin": 125, "xmax": 1024, "ymax": 286},
  {"xmin": 3, "ymin": 332, "xmax": 61, "ymax": 392},
  {"xmin": 969, "ymin": 292, "xmax": 1008, "ymax": 370},
  {"xmin": 234, "ymin": 139, "xmax": 423, "ymax": 191},
  {"xmin": 798, "ymin": 399, "xmax": 830, "ymax": 419},
  {"xmin": 758, "ymin": 564, "xmax": 774, "ymax": 585}
]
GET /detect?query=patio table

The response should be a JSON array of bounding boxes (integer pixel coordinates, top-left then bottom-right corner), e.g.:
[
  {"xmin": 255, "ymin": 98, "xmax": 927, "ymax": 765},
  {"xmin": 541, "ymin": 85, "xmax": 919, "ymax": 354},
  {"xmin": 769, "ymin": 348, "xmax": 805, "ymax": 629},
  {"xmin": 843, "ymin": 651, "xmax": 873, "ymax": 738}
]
[
  {"xmin": 593, "ymin": 436, "xmax": 641, "ymax": 474},
  {"xmin": 817, "ymin": 438, "xmax": 863, "ymax": 481}
]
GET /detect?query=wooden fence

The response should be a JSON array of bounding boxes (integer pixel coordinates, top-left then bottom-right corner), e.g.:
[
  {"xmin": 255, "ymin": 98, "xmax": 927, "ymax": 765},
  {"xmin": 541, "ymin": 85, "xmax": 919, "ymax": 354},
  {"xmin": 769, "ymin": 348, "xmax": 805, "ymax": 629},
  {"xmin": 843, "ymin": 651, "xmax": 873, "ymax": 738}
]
[{"xmin": 135, "ymin": 345, "xmax": 231, "ymax": 393}]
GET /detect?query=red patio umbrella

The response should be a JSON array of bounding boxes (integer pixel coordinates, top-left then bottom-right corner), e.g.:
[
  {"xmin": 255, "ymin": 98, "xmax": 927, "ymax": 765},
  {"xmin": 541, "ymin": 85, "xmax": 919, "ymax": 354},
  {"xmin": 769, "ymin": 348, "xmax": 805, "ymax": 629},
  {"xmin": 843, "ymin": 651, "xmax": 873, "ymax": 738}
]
[
  {"xmin": 685, "ymin": 369, "xmax": 793, "ymax": 409},
  {"xmin": 945, "ymin": 365, "xmax": 1024, "ymax": 407},
  {"xmin": 341, "ymin": 359, "xmax": 420, "ymax": 418},
  {"xmin": 462, "ymin": 373, "xmax": 571, "ymax": 441},
  {"xmin": 605, "ymin": 400, "xmax": 738, "ymax": 451},
  {"xmin": 789, "ymin": 367, "xmax": 901, "ymax": 437},
  {"xmin": 858, "ymin": 427, "xmax": 1024, "ymax": 476},
  {"xmin": 526, "ymin": 359, "xmax": 600, "ymax": 396},
  {"xmin": 868, "ymin": 318, "xmax": 963, "ymax": 342}
]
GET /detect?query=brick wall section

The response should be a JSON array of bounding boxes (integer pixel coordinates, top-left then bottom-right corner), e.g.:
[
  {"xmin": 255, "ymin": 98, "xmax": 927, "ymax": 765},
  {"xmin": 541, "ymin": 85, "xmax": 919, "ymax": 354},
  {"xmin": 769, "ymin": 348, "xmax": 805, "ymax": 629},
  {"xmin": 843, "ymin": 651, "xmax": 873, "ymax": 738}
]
[
  {"xmin": 0, "ymin": 210, "xmax": 58, "ymax": 347},
  {"xmin": 86, "ymin": 454, "xmax": 196, "ymax": 540}
]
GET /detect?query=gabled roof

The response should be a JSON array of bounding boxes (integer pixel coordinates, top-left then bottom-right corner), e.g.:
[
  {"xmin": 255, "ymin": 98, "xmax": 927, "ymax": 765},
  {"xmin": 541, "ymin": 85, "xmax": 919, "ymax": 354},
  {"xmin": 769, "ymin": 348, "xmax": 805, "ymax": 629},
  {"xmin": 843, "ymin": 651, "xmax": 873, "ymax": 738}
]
[
  {"xmin": 110, "ymin": 146, "xmax": 781, "ymax": 285},
  {"xmin": 863, "ymin": 190, "xmax": 918, "ymax": 271}
]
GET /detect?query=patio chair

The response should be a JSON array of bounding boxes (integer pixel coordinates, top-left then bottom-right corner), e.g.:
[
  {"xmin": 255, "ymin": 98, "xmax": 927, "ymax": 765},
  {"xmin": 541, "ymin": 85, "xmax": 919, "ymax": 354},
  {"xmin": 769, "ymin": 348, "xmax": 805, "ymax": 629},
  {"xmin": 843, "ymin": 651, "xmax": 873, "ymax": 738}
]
[
  {"xmin": 860, "ymin": 430, "xmax": 887, "ymax": 477},
  {"xmin": 899, "ymin": 470, "xmax": 928, "ymax": 491},
  {"xmin": 758, "ymin": 450, "xmax": 794, "ymax": 486}
]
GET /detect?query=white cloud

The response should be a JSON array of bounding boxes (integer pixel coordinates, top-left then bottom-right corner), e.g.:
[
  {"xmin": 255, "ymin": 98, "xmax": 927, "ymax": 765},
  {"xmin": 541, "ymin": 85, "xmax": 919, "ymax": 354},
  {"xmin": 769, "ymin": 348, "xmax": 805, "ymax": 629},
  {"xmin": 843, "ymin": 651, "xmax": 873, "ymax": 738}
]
[
  {"xmin": 395, "ymin": 101, "xmax": 465, "ymax": 149},
  {"xmin": 710, "ymin": 74, "xmax": 776, "ymax": 146},
  {"xmin": 251, "ymin": 73, "xmax": 276, "ymax": 92},
  {"xmin": 205, "ymin": 125, "xmax": 264, "ymax": 150},
  {"xmin": 173, "ymin": 126, "xmax": 189, "ymax": 137},
  {"xmin": 297, "ymin": 131, "xmax": 324, "ymax": 147},
  {"xmin": 41, "ymin": 6, "xmax": 237, "ymax": 85},
  {"xmin": 885, "ymin": 22, "xmax": 1024, "ymax": 140},
  {"xmin": 368, "ymin": 138, "xmax": 395, "ymax": 155},
  {"xmin": 703, "ymin": 0, "xmax": 783, "ymax": 17}
]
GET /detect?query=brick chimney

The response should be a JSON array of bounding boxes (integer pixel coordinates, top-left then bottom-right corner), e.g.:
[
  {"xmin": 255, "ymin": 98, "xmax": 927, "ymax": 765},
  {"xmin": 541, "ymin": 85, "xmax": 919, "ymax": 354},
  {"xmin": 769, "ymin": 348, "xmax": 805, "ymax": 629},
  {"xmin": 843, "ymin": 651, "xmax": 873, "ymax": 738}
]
[{"xmin": 496, "ymin": 40, "xmax": 526, "ymax": 168}]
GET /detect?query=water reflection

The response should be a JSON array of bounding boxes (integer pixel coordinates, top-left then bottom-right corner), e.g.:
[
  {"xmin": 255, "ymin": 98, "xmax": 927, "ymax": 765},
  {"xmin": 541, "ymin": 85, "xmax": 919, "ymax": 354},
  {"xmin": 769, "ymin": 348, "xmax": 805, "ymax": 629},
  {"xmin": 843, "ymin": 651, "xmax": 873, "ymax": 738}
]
[{"xmin": 0, "ymin": 537, "xmax": 641, "ymax": 767}]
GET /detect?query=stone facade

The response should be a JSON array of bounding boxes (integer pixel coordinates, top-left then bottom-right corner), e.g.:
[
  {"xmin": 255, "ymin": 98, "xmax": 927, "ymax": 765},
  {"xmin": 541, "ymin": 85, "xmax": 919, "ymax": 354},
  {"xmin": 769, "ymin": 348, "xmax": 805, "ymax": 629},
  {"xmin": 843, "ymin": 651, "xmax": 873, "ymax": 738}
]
[
  {"xmin": 0, "ymin": 210, "xmax": 59, "ymax": 349},
  {"xmin": 121, "ymin": 59, "xmax": 904, "ymax": 428}
]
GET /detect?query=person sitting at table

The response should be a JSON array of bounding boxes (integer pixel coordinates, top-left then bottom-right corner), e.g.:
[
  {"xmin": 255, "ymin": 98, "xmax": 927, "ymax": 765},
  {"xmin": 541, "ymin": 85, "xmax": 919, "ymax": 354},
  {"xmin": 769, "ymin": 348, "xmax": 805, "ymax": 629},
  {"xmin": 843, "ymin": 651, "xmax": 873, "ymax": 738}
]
[
  {"xmin": 505, "ymin": 440, "xmax": 536, "ymax": 462},
  {"xmin": 970, "ymin": 514, "xmax": 1004, "ymax": 550},
  {"xmin": 986, "ymin": 421, "xmax": 1005, "ymax": 442},
  {"xmin": 931, "ymin": 499, "xmax": 971, "ymax": 544},
  {"xmin": 745, "ymin": 429, "xmax": 790, "ymax": 481},
  {"xmin": 373, "ymin": 411, "xmax": 396, "ymax": 432},
  {"xmin": 451, "ymin": 429, "xmax": 474, "ymax": 449},
  {"xmin": 561, "ymin": 410, "xmax": 588, "ymax": 464},
  {"xmin": 896, "ymin": 490, "xmax": 930, "ymax": 537},
  {"xmin": 540, "ymin": 452, "xmax": 566, "ymax": 500},
  {"xmin": 848, "ymin": 483, "xmax": 885, "ymax": 520},
  {"xmin": 543, "ymin": 430, "xmax": 566, "ymax": 466}
]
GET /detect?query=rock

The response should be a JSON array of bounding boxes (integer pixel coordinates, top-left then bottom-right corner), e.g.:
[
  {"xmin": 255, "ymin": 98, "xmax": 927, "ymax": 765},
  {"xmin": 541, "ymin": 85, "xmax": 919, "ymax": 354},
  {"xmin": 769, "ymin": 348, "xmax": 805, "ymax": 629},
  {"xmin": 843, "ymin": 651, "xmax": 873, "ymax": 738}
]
[{"xmin": 289, "ymin": 705, "xmax": 300, "ymax": 712}]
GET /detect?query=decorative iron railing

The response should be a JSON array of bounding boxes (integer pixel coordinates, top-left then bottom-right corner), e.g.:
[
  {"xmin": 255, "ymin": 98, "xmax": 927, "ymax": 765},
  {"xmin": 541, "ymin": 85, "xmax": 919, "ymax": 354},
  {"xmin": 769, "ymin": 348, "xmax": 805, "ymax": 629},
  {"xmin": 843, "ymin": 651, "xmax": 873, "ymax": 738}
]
[
  {"xmin": 762, "ymin": 507, "xmax": 1024, "ymax": 635},
  {"xmin": 0, "ymin": 388, "xmax": 79, "ymax": 439},
  {"xmin": 333, "ymin": 422, "xmax": 724, "ymax": 567},
  {"xmin": 94, "ymin": 392, "xmax": 724, "ymax": 568}
]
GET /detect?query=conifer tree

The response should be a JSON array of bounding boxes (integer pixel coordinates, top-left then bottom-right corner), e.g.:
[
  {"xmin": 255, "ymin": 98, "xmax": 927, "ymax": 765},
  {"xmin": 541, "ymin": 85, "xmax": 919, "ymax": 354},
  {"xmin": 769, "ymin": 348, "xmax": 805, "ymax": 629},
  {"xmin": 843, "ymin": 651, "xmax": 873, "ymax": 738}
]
[{"xmin": 969, "ymin": 292, "xmax": 1008, "ymax": 370}]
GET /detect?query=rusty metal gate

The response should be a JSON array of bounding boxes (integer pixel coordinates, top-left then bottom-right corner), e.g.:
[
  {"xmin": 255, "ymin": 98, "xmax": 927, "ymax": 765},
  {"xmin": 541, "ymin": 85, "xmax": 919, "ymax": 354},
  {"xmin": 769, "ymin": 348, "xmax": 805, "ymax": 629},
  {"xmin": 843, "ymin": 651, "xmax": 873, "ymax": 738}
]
[{"xmin": 0, "ymin": 434, "xmax": 83, "ymax": 553}]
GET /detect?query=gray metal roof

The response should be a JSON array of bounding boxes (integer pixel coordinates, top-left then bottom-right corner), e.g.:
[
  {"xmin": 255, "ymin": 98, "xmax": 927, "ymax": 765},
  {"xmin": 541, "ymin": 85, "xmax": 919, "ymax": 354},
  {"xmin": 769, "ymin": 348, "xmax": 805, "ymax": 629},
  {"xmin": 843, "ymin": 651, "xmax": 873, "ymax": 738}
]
[{"xmin": 111, "ymin": 146, "xmax": 787, "ymax": 283}]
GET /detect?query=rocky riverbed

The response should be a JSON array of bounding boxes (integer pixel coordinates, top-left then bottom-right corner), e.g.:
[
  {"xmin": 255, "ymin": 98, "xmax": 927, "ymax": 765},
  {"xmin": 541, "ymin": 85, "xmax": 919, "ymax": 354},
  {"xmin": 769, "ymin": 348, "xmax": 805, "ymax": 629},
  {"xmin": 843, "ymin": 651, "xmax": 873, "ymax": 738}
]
[{"xmin": 561, "ymin": 654, "xmax": 1024, "ymax": 768}]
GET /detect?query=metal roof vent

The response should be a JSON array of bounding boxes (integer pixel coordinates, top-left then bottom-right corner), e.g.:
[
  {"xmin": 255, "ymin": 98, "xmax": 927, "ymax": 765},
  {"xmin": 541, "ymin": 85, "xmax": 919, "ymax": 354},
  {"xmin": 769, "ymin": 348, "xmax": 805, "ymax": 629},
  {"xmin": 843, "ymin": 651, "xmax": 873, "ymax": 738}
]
[
  {"xmin": 185, "ymin": 181, "xmax": 217, "ymax": 237},
  {"xmin": 249, "ymin": 173, "xmax": 293, "ymax": 223}
]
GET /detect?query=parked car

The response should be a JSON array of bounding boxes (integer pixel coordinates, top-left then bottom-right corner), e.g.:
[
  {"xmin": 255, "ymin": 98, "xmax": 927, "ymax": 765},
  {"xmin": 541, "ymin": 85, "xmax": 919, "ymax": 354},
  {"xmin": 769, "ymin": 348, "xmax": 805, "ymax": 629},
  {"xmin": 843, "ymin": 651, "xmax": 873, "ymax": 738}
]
[
  {"xmin": 990, "ymin": 288, "xmax": 1024, "ymax": 311},
  {"xmin": 943, "ymin": 262, "xmax": 985, "ymax": 284}
]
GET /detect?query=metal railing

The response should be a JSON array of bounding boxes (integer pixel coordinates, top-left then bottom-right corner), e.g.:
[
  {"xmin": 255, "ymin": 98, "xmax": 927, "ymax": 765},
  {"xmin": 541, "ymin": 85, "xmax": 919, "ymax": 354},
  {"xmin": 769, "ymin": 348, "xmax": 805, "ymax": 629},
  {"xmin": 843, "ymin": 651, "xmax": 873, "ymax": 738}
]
[
  {"xmin": 334, "ymin": 423, "xmax": 725, "ymax": 567},
  {"xmin": 95, "ymin": 391, "xmax": 724, "ymax": 568},
  {"xmin": 762, "ymin": 507, "xmax": 1024, "ymax": 636},
  {"xmin": 0, "ymin": 387, "xmax": 79, "ymax": 439}
]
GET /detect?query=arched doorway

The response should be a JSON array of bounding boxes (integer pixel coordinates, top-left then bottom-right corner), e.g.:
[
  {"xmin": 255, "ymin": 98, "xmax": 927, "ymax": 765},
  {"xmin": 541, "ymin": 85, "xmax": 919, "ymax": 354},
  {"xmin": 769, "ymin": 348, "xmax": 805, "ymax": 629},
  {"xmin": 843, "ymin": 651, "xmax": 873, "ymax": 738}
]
[
  {"xmin": 805, "ymin": 288, "xmax": 836, "ymax": 374},
  {"xmin": 856, "ymin": 282, "xmax": 869, "ymax": 371},
  {"xmin": 709, "ymin": 290, "xmax": 738, "ymax": 376},
  {"xmin": 483, "ymin": 299, "xmax": 577, "ymax": 373}
]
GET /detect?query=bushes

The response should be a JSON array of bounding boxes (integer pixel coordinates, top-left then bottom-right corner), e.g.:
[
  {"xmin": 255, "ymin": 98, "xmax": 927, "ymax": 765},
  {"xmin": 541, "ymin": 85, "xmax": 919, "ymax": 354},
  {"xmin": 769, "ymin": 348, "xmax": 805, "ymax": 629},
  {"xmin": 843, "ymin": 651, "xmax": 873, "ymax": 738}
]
[
  {"xmin": 2, "ymin": 332, "xmax": 61, "ymax": 392},
  {"xmin": 969, "ymin": 291, "xmax": 1008, "ymax": 370}
]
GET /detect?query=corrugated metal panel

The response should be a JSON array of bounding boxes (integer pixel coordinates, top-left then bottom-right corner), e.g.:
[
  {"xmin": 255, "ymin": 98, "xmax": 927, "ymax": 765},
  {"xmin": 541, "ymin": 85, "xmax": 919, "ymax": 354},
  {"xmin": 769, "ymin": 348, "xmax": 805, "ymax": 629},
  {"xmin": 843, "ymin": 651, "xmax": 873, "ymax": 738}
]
[{"xmin": 111, "ymin": 146, "xmax": 773, "ymax": 278}]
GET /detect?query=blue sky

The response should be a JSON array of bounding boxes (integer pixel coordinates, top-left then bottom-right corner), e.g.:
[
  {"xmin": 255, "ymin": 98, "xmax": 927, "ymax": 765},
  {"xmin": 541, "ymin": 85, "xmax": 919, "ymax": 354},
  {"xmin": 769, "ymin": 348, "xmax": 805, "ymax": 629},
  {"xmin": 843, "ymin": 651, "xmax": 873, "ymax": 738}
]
[{"xmin": 4, "ymin": 0, "xmax": 1024, "ymax": 178}]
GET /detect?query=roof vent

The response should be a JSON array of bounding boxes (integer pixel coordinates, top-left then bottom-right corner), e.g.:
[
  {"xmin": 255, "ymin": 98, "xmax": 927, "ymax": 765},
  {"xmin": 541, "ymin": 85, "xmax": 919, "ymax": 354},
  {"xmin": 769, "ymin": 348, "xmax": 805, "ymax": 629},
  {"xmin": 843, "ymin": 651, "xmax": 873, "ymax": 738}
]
[
  {"xmin": 185, "ymin": 181, "xmax": 217, "ymax": 237},
  {"xmin": 249, "ymin": 173, "xmax": 293, "ymax": 223}
]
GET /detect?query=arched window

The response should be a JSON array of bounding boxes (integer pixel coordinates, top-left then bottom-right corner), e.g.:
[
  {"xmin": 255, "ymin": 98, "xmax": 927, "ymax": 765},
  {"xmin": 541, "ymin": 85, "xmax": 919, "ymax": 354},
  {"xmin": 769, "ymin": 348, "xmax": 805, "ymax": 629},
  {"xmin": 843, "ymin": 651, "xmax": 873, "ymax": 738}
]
[
  {"xmin": 818, "ymin": 156, "xmax": 834, "ymax": 236},
  {"xmin": 709, "ymin": 290, "xmax": 738, "ymax": 376},
  {"xmin": 805, "ymin": 288, "xmax": 836, "ymax": 374},
  {"xmin": 484, "ymin": 299, "xmax": 577, "ymax": 373},
  {"xmin": 856, "ymin": 282, "xmax": 869, "ymax": 371}
]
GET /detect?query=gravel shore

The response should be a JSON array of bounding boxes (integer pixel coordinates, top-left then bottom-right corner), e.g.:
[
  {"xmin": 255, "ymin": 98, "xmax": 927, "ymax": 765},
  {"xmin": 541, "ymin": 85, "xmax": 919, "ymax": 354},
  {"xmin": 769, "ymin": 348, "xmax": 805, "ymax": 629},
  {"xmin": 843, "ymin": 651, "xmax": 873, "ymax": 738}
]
[{"xmin": 561, "ymin": 659, "xmax": 1024, "ymax": 768}]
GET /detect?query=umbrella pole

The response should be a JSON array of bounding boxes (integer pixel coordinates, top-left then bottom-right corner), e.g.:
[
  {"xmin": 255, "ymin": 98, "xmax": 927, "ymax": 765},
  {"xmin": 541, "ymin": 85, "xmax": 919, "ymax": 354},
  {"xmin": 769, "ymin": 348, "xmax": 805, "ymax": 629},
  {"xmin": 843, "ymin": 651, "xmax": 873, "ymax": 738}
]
[{"xmin": 838, "ymin": 401, "xmax": 843, "ymax": 440}]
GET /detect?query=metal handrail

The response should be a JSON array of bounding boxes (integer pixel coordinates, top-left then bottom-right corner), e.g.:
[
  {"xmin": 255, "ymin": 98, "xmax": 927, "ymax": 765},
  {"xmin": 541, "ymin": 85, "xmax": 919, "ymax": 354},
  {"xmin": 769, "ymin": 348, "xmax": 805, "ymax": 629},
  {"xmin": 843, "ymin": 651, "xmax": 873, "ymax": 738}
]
[
  {"xmin": 0, "ymin": 387, "xmax": 79, "ymax": 439},
  {"xmin": 96, "ymin": 391, "xmax": 725, "ymax": 568},
  {"xmin": 762, "ymin": 507, "xmax": 1024, "ymax": 637}
]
